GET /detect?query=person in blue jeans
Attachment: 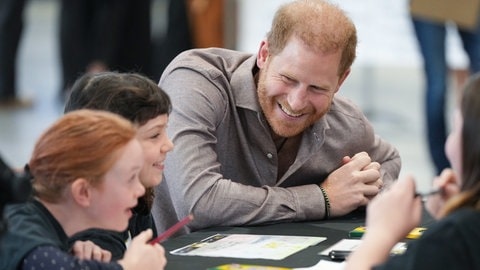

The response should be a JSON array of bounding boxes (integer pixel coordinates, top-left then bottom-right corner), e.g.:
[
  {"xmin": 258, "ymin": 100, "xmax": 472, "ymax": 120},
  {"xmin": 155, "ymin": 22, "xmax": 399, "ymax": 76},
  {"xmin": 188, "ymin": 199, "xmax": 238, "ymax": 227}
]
[{"xmin": 411, "ymin": 16, "xmax": 480, "ymax": 174}]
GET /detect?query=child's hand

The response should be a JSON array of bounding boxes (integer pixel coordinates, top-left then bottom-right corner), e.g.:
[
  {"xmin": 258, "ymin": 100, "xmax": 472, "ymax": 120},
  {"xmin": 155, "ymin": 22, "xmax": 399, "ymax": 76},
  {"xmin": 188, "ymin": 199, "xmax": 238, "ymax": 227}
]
[{"xmin": 71, "ymin": 240, "xmax": 112, "ymax": 262}]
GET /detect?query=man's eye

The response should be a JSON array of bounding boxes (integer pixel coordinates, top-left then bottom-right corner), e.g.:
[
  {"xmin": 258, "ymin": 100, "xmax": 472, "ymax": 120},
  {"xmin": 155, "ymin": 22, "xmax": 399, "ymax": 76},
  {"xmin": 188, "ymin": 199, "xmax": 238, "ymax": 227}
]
[{"xmin": 282, "ymin": 76, "xmax": 294, "ymax": 83}]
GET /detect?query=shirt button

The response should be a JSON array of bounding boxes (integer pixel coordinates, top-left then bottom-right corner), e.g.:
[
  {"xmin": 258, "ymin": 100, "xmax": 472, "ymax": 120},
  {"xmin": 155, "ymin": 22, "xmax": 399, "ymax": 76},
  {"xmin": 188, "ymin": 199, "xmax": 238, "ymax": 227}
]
[{"xmin": 267, "ymin": 153, "xmax": 273, "ymax": 159}]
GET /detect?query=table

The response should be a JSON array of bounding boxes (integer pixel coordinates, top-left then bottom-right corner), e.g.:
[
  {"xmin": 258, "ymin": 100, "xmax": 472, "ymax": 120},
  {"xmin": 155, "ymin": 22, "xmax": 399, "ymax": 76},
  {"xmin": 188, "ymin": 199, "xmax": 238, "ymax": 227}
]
[{"xmin": 161, "ymin": 209, "xmax": 435, "ymax": 269}]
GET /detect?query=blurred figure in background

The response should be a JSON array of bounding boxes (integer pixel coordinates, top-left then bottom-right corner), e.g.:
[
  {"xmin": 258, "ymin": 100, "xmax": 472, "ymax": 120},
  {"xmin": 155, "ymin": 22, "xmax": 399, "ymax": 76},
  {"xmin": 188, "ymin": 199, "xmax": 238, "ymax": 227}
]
[
  {"xmin": 410, "ymin": 5, "xmax": 480, "ymax": 174},
  {"xmin": 155, "ymin": 0, "xmax": 192, "ymax": 74},
  {"xmin": 0, "ymin": 0, "xmax": 32, "ymax": 108},
  {"xmin": 187, "ymin": 0, "xmax": 224, "ymax": 49},
  {"xmin": 59, "ymin": 0, "xmax": 152, "ymax": 100},
  {"xmin": 155, "ymin": 0, "xmax": 224, "ymax": 75}
]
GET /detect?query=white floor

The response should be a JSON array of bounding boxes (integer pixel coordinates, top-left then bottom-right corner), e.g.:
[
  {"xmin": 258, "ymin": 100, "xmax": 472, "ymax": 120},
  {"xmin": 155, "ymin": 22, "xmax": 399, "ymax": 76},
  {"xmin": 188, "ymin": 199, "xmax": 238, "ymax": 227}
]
[{"xmin": 1, "ymin": 0, "xmax": 460, "ymax": 192}]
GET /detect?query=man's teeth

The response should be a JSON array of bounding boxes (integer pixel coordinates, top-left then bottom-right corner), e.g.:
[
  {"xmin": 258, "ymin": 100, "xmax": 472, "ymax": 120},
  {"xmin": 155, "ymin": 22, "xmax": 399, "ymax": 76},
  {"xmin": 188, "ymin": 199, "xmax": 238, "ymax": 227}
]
[{"xmin": 280, "ymin": 104, "xmax": 302, "ymax": 117}]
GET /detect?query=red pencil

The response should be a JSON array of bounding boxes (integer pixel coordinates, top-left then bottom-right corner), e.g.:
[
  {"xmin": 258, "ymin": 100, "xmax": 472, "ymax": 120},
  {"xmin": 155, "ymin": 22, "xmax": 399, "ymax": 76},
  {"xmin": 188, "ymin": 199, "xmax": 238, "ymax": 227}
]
[{"xmin": 149, "ymin": 214, "xmax": 194, "ymax": 245}]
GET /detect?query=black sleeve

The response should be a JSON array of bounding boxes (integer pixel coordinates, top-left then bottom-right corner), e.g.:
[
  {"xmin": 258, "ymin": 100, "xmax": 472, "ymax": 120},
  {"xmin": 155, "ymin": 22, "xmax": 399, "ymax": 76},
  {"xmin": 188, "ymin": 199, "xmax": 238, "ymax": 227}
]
[
  {"xmin": 22, "ymin": 246, "xmax": 122, "ymax": 270},
  {"xmin": 128, "ymin": 213, "xmax": 158, "ymax": 238},
  {"xmin": 68, "ymin": 229, "xmax": 127, "ymax": 261},
  {"xmin": 373, "ymin": 220, "xmax": 473, "ymax": 270}
]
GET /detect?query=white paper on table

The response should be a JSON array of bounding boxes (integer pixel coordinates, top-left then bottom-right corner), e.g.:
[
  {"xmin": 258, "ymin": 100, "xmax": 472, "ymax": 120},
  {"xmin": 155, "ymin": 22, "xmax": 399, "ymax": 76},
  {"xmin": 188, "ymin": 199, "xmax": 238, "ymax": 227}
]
[
  {"xmin": 294, "ymin": 260, "xmax": 345, "ymax": 270},
  {"xmin": 170, "ymin": 233, "xmax": 327, "ymax": 260},
  {"xmin": 319, "ymin": 239, "xmax": 407, "ymax": 256}
]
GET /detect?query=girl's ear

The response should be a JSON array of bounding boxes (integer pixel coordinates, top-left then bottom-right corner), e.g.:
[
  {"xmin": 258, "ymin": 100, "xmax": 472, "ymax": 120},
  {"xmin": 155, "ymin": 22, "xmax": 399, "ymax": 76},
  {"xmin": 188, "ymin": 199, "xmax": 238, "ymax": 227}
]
[
  {"xmin": 435, "ymin": 168, "xmax": 461, "ymax": 201},
  {"xmin": 442, "ymin": 169, "xmax": 461, "ymax": 198},
  {"xmin": 70, "ymin": 178, "xmax": 92, "ymax": 207}
]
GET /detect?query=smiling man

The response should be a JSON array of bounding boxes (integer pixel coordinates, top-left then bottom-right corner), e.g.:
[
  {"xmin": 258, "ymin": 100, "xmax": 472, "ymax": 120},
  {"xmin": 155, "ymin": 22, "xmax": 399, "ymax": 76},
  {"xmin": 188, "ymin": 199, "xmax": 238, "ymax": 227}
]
[{"xmin": 153, "ymin": 0, "xmax": 401, "ymax": 233}]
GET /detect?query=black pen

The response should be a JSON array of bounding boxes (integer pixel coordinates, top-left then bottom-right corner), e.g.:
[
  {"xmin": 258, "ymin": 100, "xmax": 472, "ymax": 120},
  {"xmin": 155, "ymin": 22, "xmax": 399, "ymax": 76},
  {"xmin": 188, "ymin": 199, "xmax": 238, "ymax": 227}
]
[
  {"xmin": 415, "ymin": 189, "xmax": 441, "ymax": 202},
  {"xmin": 328, "ymin": 250, "xmax": 351, "ymax": 261}
]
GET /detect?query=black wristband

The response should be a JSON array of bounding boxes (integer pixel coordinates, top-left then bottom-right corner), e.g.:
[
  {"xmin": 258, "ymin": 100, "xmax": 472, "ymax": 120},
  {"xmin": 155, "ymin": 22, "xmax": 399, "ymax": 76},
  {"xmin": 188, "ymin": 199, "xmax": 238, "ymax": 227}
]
[{"xmin": 319, "ymin": 185, "xmax": 331, "ymax": 219}]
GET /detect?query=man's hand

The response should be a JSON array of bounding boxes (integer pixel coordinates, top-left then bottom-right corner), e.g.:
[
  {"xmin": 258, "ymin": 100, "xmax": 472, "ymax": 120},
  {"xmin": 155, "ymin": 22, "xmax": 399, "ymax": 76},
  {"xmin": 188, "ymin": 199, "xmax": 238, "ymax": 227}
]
[
  {"xmin": 71, "ymin": 240, "xmax": 112, "ymax": 262},
  {"xmin": 362, "ymin": 161, "xmax": 383, "ymax": 200},
  {"xmin": 320, "ymin": 152, "xmax": 383, "ymax": 217}
]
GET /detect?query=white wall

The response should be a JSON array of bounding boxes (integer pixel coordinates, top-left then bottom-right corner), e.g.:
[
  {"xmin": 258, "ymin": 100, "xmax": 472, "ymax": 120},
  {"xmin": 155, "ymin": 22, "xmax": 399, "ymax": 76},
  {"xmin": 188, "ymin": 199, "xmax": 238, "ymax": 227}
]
[{"xmin": 233, "ymin": 0, "xmax": 467, "ymax": 68}]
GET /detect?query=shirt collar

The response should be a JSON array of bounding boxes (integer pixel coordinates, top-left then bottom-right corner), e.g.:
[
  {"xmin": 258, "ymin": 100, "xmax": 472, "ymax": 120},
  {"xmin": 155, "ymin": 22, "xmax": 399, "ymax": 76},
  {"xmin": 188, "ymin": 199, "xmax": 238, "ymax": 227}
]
[{"xmin": 230, "ymin": 55, "xmax": 261, "ymax": 112}]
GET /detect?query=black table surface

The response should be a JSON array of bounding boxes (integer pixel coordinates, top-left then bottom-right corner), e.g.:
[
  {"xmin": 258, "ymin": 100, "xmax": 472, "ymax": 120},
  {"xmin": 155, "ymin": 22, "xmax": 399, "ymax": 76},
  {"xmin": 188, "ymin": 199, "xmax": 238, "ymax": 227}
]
[{"xmin": 161, "ymin": 209, "xmax": 436, "ymax": 269}]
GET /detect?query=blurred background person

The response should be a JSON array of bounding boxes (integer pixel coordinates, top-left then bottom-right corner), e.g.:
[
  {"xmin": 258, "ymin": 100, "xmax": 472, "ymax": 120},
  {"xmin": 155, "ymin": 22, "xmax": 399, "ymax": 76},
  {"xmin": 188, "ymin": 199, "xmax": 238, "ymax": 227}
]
[
  {"xmin": 155, "ymin": 0, "xmax": 224, "ymax": 74},
  {"xmin": 409, "ymin": 2, "xmax": 480, "ymax": 174},
  {"xmin": 59, "ymin": 0, "xmax": 152, "ymax": 100},
  {"xmin": 0, "ymin": 0, "xmax": 32, "ymax": 108},
  {"xmin": 154, "ymin": 0, "xmax": 192, "ymax": 74}
]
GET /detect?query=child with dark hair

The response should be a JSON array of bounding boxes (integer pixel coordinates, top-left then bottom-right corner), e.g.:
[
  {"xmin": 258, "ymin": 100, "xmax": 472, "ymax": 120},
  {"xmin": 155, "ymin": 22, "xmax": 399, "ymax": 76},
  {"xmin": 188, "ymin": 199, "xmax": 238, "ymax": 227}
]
[{"xmin": 64, "ymin": 72, "xmax": 174, "ymax": 259}]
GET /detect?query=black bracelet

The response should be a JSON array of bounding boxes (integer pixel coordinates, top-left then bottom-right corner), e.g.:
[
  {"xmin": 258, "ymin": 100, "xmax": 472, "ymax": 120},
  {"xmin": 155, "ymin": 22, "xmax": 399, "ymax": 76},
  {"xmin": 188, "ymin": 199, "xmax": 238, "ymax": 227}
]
[{"xmin": 319, "ymin": 185, "xmax": 331, "ymax": 219}]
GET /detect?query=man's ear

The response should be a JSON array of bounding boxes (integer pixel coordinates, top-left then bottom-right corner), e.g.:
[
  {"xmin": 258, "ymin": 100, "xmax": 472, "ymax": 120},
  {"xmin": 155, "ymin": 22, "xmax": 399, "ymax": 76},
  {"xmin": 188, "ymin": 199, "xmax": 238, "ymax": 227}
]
[
  {"xmin": 256, "ymin": 40, "xmax": 269, "ymax": 69},
  {"xmin": 70, "ymin": 178, "xmax": 92, "ymax": 207},
  {"xmin": 335, "ymin": 68, "xmax": 351, "ymax": 94}
]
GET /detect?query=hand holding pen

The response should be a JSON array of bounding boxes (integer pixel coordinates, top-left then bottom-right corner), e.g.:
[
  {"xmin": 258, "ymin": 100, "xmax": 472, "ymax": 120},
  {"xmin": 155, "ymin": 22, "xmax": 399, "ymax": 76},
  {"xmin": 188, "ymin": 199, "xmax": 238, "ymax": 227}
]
[
  {"xmin": 149, "ymin": 215, "xmax": 194, "ymax": 245},
  {"xmin": 424, "ymin": 169, "xmax": 460, "ymax": 219},
  {"xmin": 365, "ymin": 176, "xmax": 423, "ymax": 244},
  {"xmin": 415, "ymin": 189, "xmax": 441, "ymax": 203}
]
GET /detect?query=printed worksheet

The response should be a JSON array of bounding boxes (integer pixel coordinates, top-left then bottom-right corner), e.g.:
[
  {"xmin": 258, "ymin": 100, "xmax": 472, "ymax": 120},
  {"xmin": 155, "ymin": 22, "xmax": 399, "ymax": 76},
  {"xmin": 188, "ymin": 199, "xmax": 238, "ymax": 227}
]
[{"xmin": 171, "ymin": 234, "xmax": 326, "ymax": 260}]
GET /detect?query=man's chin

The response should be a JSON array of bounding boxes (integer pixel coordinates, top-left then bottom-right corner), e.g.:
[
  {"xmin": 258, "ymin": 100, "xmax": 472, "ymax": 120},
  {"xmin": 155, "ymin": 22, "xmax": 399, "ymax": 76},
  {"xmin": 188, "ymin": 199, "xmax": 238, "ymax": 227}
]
[
  {"xmin": 272, "ymin": 127, "xmax": 303, "ymax": 138},
  {"xmin": 270, "ymin": 120, "xmax": 309, "ymax": 137}
]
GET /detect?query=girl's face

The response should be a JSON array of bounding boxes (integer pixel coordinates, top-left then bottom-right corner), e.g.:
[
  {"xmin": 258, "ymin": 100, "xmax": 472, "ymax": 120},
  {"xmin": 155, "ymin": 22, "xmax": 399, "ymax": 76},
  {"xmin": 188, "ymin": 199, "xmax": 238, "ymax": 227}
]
[
  {"xmin": 89, "ymin": 139, "xmax": 145, "ymax": 231},
  {"xmin": 445, "ymin": 109, "xmax": 463, "ymax": 181},
  {"xmin": 135, "ymin": 114, "xmax": 174, "ymax": 188}
]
